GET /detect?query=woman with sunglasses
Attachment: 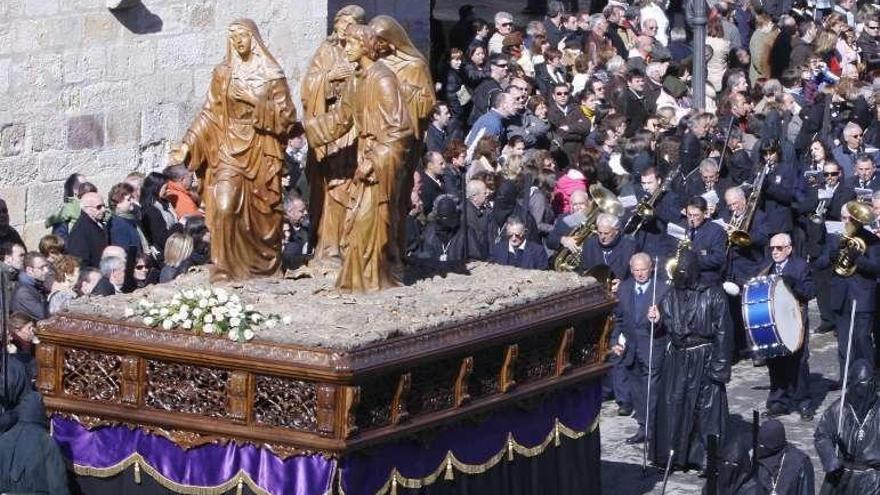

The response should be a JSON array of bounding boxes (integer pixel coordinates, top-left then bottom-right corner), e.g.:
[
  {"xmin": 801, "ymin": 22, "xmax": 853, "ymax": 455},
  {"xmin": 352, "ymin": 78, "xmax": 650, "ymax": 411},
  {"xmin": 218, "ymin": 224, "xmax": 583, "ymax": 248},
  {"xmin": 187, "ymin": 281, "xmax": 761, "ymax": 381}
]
[{"xmin": 132, "ymin": 253, "xmax": 158, "ymax": 289}]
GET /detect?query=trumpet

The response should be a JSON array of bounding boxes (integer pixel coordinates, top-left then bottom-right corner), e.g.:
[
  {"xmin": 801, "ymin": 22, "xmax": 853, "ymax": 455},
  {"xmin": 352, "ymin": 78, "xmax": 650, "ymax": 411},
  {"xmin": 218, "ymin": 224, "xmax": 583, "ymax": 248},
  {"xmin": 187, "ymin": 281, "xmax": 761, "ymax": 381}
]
[
  {"xmin": 832, "ymin": 201, "xmax": 877, "ymax": 277},
  {"xmin": 810, "ymin": 199, "xmax": 829, "ymax": 225}
]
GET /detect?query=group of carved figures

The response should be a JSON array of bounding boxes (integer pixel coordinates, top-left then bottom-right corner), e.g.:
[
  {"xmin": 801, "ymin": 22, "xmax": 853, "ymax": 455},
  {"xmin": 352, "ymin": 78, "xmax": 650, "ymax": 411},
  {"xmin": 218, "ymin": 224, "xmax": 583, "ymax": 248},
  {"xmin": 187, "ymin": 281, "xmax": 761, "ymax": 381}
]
[{"xmin": 170, "ymin": 6, "xmax": 435, "ymax": 292}]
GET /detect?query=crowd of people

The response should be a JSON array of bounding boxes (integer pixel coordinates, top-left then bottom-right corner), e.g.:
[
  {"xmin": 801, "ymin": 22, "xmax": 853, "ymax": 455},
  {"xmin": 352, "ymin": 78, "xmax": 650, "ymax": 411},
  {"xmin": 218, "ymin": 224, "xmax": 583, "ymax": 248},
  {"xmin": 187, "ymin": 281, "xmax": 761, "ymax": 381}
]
[{"xmin": 1, "ymin": 0, "xmax": 880, "ymax": 491}]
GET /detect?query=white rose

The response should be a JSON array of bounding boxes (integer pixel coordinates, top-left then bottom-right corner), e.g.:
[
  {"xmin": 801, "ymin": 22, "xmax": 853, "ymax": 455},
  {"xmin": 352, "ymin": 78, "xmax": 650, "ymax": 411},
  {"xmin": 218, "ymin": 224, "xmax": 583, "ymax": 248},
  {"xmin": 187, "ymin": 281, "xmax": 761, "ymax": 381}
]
[
  {"xmin": 250, "ymin": 314, "xmax": 261, "ymax": 323},
  {"xmin": 149, "ymin": 308, "xmax": 158, "ymax": 316},
  {"xmin": 264, "ymin": 319, "xmax": 277, "ymax": 329},
  {"xmin": 182, "ymin": 320, "xmax": 193, "ymax": 329},
  {"xmin": 230, "ymin": 294, "xmax": 240, "ymax": 304},
  {"xmin": 162, "ymin": 319, "xmax": 173, "ymax": 330},
  {"xmin": 245, "ymin": 304, "xmax": 254, "ymax": 311},
  {"xmin": 124, "ymin": 307, "xmax": 135, "ymax": 318},
  {"xmin": 198, "ymin": 299, "xmax": 208, "ymax": 308},
  {"xmin": 204, "ymin": 314, "xmax": 214, "ymax": 324},
  {"xmin": 143, "ymin": 317, "xmax": 155, "ymax": 326},
  {"xmin": 230, "ymin": 317, "xmax": 241, "ymax": 327},
  {"xmin": 192, "ymin": 308, "xmax": 203, "ymax": 317},
  {"xmin": 184, "ymin": 290, "xmax": 195, "ymax": 299},
  {"xmin": 180, "ymin": 304, "xmax": 190, "ymax": 313},
  {"xmin": 208, "ymin": 298, "xmax": 218, "ymax": 305},
  {"xmin": 228, "ymin": 330, "xmax": 238, "ymax": 341},
  {"xmin": 159, "ymin": 307, "xmax": 170, "ymax": 316},
  {"xmin": 203, "ymin": 323, "xmax": 215, "ymax": 334},
  {"xmin": 138, "ymin": 298, "xmax": 151, "ymax": 308},
  {"xmin": 217, "ymin": 293, "xmax": 229, "ymax": 304},
  {"xmin": 281, "ymin": 316, "xmax": 292, "ymax": 325},
  {"xmin": 243, "ymin": 329, "xmax": 255, "ymax": 340}
]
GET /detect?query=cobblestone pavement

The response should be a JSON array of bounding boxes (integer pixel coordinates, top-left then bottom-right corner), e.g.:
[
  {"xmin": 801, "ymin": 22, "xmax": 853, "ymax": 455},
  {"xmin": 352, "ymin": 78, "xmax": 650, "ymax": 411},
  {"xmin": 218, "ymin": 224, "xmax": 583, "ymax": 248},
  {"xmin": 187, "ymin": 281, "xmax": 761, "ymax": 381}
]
[{"xmin": 599, "ymin": 301, "xmax": 838, "ymax": 494}]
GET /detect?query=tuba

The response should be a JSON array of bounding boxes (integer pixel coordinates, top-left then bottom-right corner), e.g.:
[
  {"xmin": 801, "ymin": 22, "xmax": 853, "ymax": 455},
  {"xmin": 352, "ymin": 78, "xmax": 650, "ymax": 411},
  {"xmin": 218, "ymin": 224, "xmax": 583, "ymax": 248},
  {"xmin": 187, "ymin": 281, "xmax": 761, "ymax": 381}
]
[
  {"xmin": 665, "ymin": 235, "xmax": 692, "ymax": 280},
  {"xmin": 728, "ymin": 163, "xmax": 770, "ymax": 247},
  {"xmin": 552, "ymin": 184, "xmax": 623, "ymax": 272},
  {"xmin": 833, "ymin": 201, "xmax": 876, "ymax": 277}
]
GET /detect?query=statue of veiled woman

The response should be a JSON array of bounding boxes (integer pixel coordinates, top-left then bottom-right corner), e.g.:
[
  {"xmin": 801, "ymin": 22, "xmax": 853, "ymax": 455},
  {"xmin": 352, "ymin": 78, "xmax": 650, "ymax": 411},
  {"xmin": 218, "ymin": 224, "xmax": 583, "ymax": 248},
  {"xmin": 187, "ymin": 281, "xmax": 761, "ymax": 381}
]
[{"xmin": 171, "ymin": 19, "xmax": 296, "ymax": 281}]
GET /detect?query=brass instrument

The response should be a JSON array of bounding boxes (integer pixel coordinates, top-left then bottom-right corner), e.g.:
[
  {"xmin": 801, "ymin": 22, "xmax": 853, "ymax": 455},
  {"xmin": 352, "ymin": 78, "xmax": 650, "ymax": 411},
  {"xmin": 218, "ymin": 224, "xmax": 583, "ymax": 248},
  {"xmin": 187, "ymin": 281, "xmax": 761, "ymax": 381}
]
[
  {"xmin": 728, "ymin": 163, "xmax": 770, "ymax": 247},
  {"xmin": 665, "ymin": 236, "xmax": 692, "ymax": 279},
  {"xmin": 833, "ymin": 201, "xmax": 876, "ymax": 277},
  {"xmin": 623, "ymin": 166, "xmax": 680, "ymax": 235},
  {"xmin": 810, "ymin": 199, "xmax": 828, "ymax": 225},
  {"xmin": 552, "ymin": 184, "xmax": 623, "ymax": 272}
]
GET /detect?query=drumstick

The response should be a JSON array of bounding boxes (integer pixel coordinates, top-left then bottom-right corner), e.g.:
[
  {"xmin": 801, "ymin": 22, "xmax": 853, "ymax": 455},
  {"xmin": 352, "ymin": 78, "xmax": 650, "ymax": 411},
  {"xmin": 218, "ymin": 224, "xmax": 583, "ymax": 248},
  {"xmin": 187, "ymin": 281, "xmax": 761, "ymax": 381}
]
[
  {"xmin": 837, "ymin": 300, "xmax": 858, "ymax": 455},
  {"xmin": 643, "ymin": 257, "xmax": 660, "ymax": 474}
]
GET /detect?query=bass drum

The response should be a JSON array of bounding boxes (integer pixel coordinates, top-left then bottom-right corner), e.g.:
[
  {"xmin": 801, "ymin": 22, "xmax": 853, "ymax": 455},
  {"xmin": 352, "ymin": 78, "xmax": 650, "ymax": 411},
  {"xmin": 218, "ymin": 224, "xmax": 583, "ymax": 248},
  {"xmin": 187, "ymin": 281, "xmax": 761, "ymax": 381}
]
[{"xmin": 741, "ymin": 275, "xmax": 804, "ymax": 360}]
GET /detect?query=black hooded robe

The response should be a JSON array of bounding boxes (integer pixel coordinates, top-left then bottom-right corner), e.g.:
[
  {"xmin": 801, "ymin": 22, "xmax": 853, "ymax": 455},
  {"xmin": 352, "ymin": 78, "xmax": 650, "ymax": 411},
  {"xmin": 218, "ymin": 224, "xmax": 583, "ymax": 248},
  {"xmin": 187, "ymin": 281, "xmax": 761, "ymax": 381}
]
[{"xmin": 650, "ymin": 283, "xmax": 733, "ymax": 470}]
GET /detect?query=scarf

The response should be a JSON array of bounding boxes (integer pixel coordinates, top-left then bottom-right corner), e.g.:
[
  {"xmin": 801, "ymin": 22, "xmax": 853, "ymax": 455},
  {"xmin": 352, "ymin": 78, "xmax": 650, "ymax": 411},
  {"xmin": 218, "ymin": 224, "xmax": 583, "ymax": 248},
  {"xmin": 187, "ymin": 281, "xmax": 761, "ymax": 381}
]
[{"xmin": 118, "ymin": 211, "xmax": 156, "ymax": 257}]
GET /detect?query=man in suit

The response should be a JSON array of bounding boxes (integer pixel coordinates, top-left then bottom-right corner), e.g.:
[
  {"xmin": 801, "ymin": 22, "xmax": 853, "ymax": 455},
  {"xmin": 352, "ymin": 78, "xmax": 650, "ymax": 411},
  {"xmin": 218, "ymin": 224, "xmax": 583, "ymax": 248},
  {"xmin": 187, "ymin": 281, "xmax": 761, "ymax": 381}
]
[
  {"xmin": 613, "ymin": 253, "xmax": 669, "ymax": 444},
  {"xmin": 67, "ymin": 191, "xmax": 108, "ymax": 269},
  {"xmin": 685, "ymin": 196, "xmax": 727, "ymax": 287},
  {"xmin": 761, "ymin": 233, "xmax": 816, "ymax": 420},
  {"xmin": 489, "ymin": 216, "xmax": 549, "ymax": 270},
  {"xmin": 419, "ymin": 151, "xmax": 447, "ymax": 216},
  {"xmin": 845, "ymin": 154, "xmax": 880, "ymax": 192},
  {"xmin": 580, "ymin": 213, "xmax": 635, "ymax": 290},
  {"xmin": 424, "ymin": 102, "xmax": 451, "ymax": 153},
  {"xmin": 616, "ymin": 69, "xmax": 650, "ymax": 138}
]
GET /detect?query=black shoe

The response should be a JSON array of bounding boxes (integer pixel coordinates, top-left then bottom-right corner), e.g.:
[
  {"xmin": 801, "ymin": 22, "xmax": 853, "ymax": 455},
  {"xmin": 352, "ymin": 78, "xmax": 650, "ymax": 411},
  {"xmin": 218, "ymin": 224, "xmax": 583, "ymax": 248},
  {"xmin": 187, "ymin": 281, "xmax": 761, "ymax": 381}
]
[
  {"xmin": 763, "ymin": 405, "xmax": 790, "ymax": 418},
  {"xmin": 814, "ymin": 323, "xmax": 834, "ymax": 334},
  {"xmin": 800, "ymin": 408, "xmax": 815, "ymax": 421},
  {"xmin": 626, "ymin": 431, "xmax": 646, "ymax": 444},
  {"xmin": 618, "ymin": 405, "xmax": 633, "ymax": 416}
]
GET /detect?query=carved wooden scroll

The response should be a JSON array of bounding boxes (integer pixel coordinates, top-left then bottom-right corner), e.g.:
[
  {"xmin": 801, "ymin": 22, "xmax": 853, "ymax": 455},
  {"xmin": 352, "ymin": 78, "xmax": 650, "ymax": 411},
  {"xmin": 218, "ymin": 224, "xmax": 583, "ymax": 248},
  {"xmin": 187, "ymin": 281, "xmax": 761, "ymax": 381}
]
[
  {"xmin": 454, "ymin": 357, "xmax": 473, "ymax": 407},
  {"xmin": 121, "ymin": 355, "xmax": 142, "ymax": 406},
  {"xmin": 37, "ymin": 343, "xmax": 58, "ymax": 395},
  {"xmin": 390, "ymin": 373, "xmax": 411, "ymax": 425},
  {"xmin": 555, "ymin": 328, "xmax": 575, "ymax": 377},
  {"xmin": 500, "ymin": 344, "xmax": 518, "ymax": 393}
]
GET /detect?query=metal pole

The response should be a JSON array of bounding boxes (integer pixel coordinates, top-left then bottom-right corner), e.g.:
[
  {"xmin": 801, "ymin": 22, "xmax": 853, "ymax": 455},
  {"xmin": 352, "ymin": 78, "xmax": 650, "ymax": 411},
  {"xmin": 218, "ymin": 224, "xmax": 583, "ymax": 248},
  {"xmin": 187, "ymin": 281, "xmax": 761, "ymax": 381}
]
[
  {"xmin": 691, "ymin": 0, "xmax": 707, "ymax": 110},
  {"xmin": 643, "ymin": 258, "xmax": 660, "ymax": 473},
  {"xmin": 837, "ymin": 300, "xmax": 858, "ymax": 454},
  {"xmin": 660, "ymin": 449, "xmax": 675, "ymax": 495}
]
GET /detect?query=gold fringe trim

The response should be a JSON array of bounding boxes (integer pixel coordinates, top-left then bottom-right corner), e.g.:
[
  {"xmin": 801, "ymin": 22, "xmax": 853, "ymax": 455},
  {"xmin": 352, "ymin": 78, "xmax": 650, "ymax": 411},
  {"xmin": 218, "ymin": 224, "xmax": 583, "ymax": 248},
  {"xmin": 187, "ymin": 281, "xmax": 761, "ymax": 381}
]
[
  {"xmin": 72, "ymin": 452, "xmax": 274, "ymax": 495},
  {"xmin": 373, "ymin": 416, "xmax": 600, "ymax": 495}
]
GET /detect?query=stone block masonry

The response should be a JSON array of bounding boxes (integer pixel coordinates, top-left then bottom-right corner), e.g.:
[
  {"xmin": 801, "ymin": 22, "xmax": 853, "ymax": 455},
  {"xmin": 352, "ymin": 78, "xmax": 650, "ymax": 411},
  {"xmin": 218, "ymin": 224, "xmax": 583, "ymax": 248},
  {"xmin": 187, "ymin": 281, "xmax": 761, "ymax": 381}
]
[{"xmin": 0, "ymin": 0, "xmax": 430, "ymax": 248}]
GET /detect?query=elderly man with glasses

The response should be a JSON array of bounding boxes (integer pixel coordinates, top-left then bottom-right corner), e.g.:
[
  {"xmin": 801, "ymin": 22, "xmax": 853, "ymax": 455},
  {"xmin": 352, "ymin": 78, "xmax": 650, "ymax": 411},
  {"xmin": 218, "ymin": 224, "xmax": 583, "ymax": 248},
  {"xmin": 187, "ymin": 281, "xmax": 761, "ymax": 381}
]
[
  {"xmin": 67, "ymin": 191, "xmax": 109, "ymax": 269},
  {"xmin": 760, "ymin": 233, "xmax": 816, "ymax": 420}
]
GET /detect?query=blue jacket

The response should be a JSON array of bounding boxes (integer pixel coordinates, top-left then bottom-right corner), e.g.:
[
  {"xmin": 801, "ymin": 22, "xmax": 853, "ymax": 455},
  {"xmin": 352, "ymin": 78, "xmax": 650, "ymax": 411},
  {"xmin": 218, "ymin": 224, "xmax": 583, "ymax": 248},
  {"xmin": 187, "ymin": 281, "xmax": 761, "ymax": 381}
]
[
  {"xmin": 689, "ymin": 220, "xmax": 727, "ymax": 286},
  {"xmin": 580, "ymin": 235, "xmax": 636, "ymax": 280},
  {"xmin": 761, "ymin": 255, "xmax": 815, "ymax": 303},
  {"xmin": 758, "ymin": 161, "xmax": 797, "ymax": 235},
  {"xmin": 11, "ymin": 273, "xmax": 47, "ymax": 321},
  {"xmin": 826, "ymin": 228, "xmax": 880, "ymax": 313},
  {"xmin": 614, "ymin": 277, "xmax": 669, "ymax": 368},
  {"xmin": 489, "ymin": 239, "xmax": 549, "ymax": 270},
  {"xmin": 466, "ymin": 109, "xmax": 506, "ymax": 146}
]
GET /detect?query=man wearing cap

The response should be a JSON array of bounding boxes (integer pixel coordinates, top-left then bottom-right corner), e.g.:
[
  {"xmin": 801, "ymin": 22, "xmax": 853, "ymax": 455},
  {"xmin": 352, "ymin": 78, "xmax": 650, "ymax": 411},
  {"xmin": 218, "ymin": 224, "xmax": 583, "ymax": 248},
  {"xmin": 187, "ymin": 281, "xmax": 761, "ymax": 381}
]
[{"xmin": 489, "ymin": 11, "xmax": 515, "ymax": 55}]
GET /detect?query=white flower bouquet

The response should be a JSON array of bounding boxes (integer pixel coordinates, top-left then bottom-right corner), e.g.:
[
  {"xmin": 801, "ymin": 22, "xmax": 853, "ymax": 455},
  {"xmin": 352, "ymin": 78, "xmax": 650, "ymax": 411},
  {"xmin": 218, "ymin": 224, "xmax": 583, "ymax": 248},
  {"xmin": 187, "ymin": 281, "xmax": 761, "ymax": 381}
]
[{"xmin": 125, "ymin": 287, "xmax": 292, "ymax": 342}]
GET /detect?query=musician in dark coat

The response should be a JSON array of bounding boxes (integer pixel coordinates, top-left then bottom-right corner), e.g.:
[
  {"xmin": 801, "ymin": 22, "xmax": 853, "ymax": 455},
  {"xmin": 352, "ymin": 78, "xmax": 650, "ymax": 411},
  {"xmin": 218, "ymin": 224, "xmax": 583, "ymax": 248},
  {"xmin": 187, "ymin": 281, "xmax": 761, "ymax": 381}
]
[
  {"xmin": 680, "ymin": 113, "xmax": 712, "ymax": 178},
  {"xmin": 760, "ymin": 233, "xmax": 816, "ymax": 419},
  {"xmin": 844, "ymin": 154, "xmax": 880, "ymax": 192},
  {"xmin": 580, "ymin": 212, "xmax": 636, "ymax": 283},
  {"xmin": 628, "ymin": 168, "xmax": 680, "ymax": 261},
  {"xmin": 648, "ymin": 247, "xmax": 733, "ymax": 471},
  {"xmin": 614, "ymin": 253, "xmax": 669, "ymax": 444},
  {"xmin": 815, "ymin": 359, "xmax": 880, "ymax": 494},
  {"xmin": 684, "ymin": 197, "xmax": 727, "ymax": 287},
  {"xmin": 753, "ymin": 419, "xmax": 815, "ymax": 495},
  {"xmin": 827, "ymin": 202, "xmax": 880, "ymax": 376},
  {"xmin": 546, "ymin": 189, "xmax": 590, "ymax": 252},
  {"xmin": 684, "ymin": 159, "xmax": 733, "ymax": 218},
  {"xmin": 488, "ymin": 216, "xmax": 549, "ymax": 270},
  {"xmin": 756, "ymin": 139, "xmax": 797, "ymax": 236}
]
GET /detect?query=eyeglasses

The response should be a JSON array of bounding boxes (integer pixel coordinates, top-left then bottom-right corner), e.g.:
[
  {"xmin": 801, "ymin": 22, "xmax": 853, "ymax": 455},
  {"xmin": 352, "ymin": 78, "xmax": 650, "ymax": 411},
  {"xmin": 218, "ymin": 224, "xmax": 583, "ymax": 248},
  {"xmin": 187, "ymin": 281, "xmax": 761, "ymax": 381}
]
[
  {"xmin": 135, "ymin": 265, "xmax": 148, "ymax": 270},
  {"xmin": 555, "ymin": 91, "xmax": 570, "ymax": 96},
  {"xmin": 867, "ymin": 25, "xmax": 880, "ymax": 30},
  {"xmin": 493, "ymin": 64, "xmax": 508, "ymax": 70},
  {"xmin": 823, "ymin": 171, "xmax": 840, "ymax": 176},
  {"xmin": 509, "ymin": 232, "xmax": 526, "ymax": 238},
  {"xmin": 851, "ymin": 133, "xmax": 863, "ymax": 138},
  {"xmin": 501, "ymin": 22, "xmax": 513, "ymax": 27},
  {"xmin": 769, "ymin": 245, "xmax": 790, "ymax": 251}
]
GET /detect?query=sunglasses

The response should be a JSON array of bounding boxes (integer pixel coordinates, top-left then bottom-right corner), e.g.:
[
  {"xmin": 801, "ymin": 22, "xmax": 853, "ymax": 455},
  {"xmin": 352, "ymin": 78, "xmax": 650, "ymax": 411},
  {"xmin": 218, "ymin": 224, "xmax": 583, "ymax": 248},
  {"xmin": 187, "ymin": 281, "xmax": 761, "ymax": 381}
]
[
  {"xmin": 501, "ymin": 22, "xmax": 513, "ymax": 27},
  {"xmin": 770, "ymin": 245, "xmax": 790, "ymax": 251},
  {"xmin": 867, "ymin": 25, "xmax": 880, "ymax": 29},
  {"xmin": 509, "ymin": 232, "xmax": 526, "ymax": 238},
  {"xmin": 555, "ymin": 91, "xmax": 570, "ymax": 96},
  {"xmin": 823, "ymin": 171, "xmax": 840, "ymax": 176},
  {"xmin": 135, "ymin": 264, "xmax": 148, "ymax": 270}
]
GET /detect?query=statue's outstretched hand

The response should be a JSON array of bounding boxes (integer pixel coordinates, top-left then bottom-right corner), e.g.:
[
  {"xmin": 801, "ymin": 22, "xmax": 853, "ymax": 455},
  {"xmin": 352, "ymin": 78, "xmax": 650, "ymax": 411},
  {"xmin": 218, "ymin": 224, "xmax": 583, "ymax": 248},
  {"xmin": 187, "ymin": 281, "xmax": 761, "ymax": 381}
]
[{"xmin": 169, "ymin": 143, "xmax": 190, "ymax": 165}]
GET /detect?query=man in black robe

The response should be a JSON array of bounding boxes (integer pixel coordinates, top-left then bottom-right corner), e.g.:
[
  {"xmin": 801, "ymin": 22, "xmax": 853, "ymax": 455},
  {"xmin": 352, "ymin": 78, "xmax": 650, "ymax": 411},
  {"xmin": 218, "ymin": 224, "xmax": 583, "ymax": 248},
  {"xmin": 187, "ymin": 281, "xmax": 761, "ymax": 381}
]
[
  {"xmin": 648, "ymin": 248, "xmax": 733, "ymax": 471},
  {"xmin": 753, "ymin": 419, "xmax": 815, "ymax": 495},
  {"xmin": 0, "ymin": 358, "xmax": 69, "ymax": 494},
  {"xmin": 815, "ymin": 359, "xmax": 880, "ymax": 493},
  {"xmin": 703, "ymin": 434, "xmax": 754, "ymax": 495}
]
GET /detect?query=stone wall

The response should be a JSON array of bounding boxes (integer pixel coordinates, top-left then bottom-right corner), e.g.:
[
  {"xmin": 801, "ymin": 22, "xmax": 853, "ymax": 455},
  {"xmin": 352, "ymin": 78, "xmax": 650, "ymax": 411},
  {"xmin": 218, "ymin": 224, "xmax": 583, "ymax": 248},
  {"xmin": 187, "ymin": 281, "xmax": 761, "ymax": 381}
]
[{"xmin": 0, "ymin": 0, "xmax": 428, "ymax": 248}]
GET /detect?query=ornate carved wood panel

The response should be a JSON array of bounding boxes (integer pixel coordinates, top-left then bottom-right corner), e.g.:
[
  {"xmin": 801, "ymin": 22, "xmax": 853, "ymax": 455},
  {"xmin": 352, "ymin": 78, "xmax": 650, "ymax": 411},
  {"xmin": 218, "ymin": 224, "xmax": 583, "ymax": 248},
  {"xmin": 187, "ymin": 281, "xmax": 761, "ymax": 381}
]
[
  {"xmin": 62, "ymin": 349, "xmax": 123, "ymax": 402},
  {"xmin": 37, "ymin": 343, "xmax": 58, "ymax": 395},
  {"xmin": 253, "ymin": 375, "xmax": 318, "ymax": 432},
  {"xmin": 121, "ymin": 355, "xmax": 141, "ymax": 406},
  {"xmin": 144, "ymin": 360, "xmax": 229, "ymax": 418}
]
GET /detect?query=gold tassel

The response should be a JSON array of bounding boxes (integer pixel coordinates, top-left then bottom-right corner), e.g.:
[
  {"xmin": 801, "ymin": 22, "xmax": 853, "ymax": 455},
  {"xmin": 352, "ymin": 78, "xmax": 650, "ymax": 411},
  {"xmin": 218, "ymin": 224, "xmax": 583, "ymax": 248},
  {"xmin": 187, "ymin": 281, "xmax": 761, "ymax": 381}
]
[
  {"xmin": 444, "ymin": 455, "xmax": 454, "ymax": 480},
  {"xmin": 391, "ymin": 471, "xmax": 398, "ymax": 495},
  {"xmin": 554, "ymin": 420, "xmax": 561, "ymax": 447},
  {"xmin": 133, "ymin": 460, "xmax": 141, "ymax": 484},
  {"xmin": 507, "ymin": 436, "xmax": 514, "ymax": 462},
  {"xmin": 236, "ymin": 475, "xmax": 244, "ymax": 495}
]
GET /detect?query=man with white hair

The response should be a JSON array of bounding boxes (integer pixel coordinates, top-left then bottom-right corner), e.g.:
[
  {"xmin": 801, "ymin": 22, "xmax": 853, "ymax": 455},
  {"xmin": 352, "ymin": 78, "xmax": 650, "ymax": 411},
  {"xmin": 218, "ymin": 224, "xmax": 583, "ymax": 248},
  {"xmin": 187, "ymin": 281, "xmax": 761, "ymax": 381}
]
[
  {"xmin": 685, "ymin": 159, "xmax": 733, "ymax": 218},
  {"xmin": 92, "ymin": 256, "xmax": 125, "ymax": 296},
  {"xmin": 833, "ymin": 122, "xmax": 880, "ymax": 178},
  {"xmin": 488, "ymin": 216, "xmax": 548, "ymax": 269},
  {"xmin": 760, "ymin": 233, "xmax": 815, "ymax": 419},
  {"xmin": 580, "ymin": 213, "xmax": 635, "ymax": 289},
  {"xmin": 613, "ymin": 253, "xmax": 669, "ymax": 443},
  {"xmin": 488, "ymin": 11, "xmax": 514, "ymax": 55}
]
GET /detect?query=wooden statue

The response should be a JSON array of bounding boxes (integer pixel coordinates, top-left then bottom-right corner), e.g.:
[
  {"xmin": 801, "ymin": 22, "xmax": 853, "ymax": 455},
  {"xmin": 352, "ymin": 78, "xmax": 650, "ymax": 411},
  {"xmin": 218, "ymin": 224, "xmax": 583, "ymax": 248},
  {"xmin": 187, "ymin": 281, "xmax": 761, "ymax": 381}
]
[
  {"xmin": 304, "ymin": 24, "xmax": 414, "ymax": 292},
  {"xmin": 171, "ymin": 19, "xmax": 296, "ymax": 281},
  {"xmin": 301, "ymin": 5, "xmax": 364, "ymax": 272}
]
